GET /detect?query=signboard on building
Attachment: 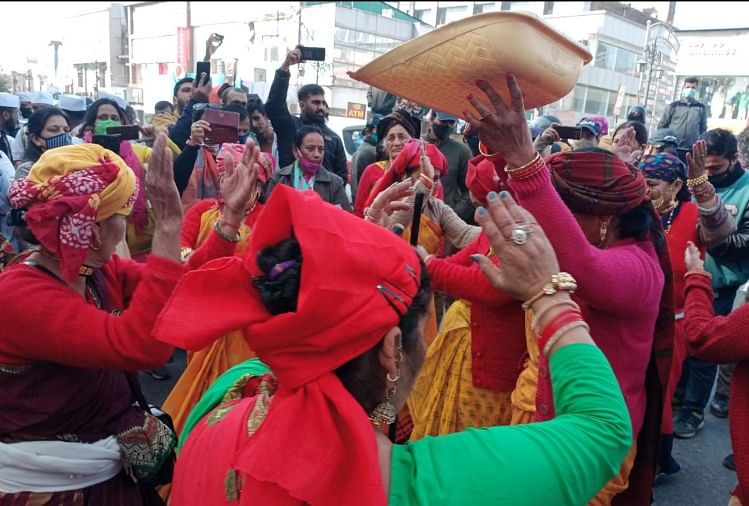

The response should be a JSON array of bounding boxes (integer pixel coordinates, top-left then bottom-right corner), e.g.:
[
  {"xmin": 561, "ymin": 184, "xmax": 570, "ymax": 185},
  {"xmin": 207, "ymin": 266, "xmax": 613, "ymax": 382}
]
[
  {"xmin": 613, "ymin": 85, "xmax": 627, "ymax": 116},
  {"xmin": 177, "ymin": 27, "xmax": 192, "ymax": 71},
  {"xmin": 346, "ymin": 102, "xmax": 366, "ymax": 120},
  {"xmin": 676, "ymin": 31, "xmax": 749, "ymax": 77}
]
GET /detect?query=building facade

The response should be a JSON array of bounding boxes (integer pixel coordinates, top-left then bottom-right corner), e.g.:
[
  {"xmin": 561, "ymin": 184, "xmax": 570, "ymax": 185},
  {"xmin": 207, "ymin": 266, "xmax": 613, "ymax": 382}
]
[
  {"xmin": 390, "ymin": 1, "xmax": 677, "ymax": 130},
  {"xmin": 126, "ymin": 1, "xmax": 421, "ymax": 121}
]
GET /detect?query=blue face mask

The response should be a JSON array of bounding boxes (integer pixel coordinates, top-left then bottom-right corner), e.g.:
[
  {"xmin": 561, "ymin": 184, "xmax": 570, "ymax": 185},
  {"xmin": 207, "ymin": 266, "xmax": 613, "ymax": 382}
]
[
  {"xmin": 238, "ymin": 134, "xmax": 249, "ymax": 145},
  {"xmin": 681, "ymin": 88, "xmax": 698, "ymax": 100},
  {"xmin": 44, "ymin": 133, "xmax": 73, "ymax": 150}
]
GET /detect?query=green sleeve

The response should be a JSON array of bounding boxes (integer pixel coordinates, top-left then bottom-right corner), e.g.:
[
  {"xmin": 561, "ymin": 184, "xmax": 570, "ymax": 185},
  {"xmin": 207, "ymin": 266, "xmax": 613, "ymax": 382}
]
[{"xmin": 389, "ymin": 344, "xmax": 632, "ymax": 506}]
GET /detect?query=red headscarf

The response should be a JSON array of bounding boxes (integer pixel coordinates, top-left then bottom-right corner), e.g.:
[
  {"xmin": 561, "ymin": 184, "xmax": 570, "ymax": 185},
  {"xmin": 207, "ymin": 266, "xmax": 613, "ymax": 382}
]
[
  {"xmin": 364, "ymin": 139, "xmax": 447, "ymax": 209},
  {"xmin": 154, "ymin": 185, "xmax": 422, "ymax": 505},
  {"xmin": 545, "ymin": 150, "xmax": 647, "ymax": 215},
  {"xmin": 466, "ymin": 154, "xmax": 501, "ymax": 205}
]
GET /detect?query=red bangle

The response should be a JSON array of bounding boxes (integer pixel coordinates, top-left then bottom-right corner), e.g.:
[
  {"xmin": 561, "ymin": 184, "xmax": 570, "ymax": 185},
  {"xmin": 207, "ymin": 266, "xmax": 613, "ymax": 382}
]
[
  {"xmin": 507, "ymin": 153, "xmax": 545, "ymax": 181},
  {"xmin": 536, "ymin": 309, "xmax": 584, "ymax": 353}
]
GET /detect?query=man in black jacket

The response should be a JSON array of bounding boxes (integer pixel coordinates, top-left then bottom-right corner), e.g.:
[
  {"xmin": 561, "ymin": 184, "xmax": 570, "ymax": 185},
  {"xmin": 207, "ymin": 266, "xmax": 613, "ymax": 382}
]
[
  {"xmin": 266, "ymin": 48, "xmax": 348, "ymax": 182},
  {"xmin": 658, "ymin": 77, "xmax": 708, "ymax": 151}
]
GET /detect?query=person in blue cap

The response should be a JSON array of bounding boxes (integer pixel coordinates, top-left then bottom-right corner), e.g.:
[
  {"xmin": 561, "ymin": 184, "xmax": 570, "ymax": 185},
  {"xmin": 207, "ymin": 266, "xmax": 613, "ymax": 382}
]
[{"xmin": 574, "ymin": 117, "xmax": 602, "ymax": 150}]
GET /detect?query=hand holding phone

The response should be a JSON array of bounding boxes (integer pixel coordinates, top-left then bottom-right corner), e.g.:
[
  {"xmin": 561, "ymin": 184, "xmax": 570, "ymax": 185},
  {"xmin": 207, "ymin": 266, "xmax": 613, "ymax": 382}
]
[
  {"xmin": 106, "ymin": 125, "xmax": 141, "ymax": 141},
  {"xmin": 202, "ymin": 108, "xmax": 240, "ymax": 146},
  {"xmin": 299, "ymin": 46, "xmax": 326, "ymax": 62},
  {"xmin": 553, "ymin": 126, "xmax": 582, "ymax": 140}
]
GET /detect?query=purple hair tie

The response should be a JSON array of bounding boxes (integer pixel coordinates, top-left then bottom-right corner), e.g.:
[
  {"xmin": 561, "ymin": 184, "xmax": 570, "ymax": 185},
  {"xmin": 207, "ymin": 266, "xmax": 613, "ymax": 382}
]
[{"xmin": 269, "ymin": 260, "xmax": 299, "ymax": 281}]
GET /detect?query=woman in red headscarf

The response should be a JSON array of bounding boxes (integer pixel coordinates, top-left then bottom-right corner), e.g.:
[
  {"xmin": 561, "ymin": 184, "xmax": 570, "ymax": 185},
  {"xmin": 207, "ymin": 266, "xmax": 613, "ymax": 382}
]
[
  {"xmin": 160, "ymin": 145, "xmax": 272, "ymax": 458},
  {"xmin": 407, "ymin": 156, "xmax": 527, "ymax": 438},
  {"xmin": 157, "ymin": 185, "xmax": 633, "ymax": 505},
  {"xmin": 466, "ymin": 76, "xmax": 671, "ymax": 505}
]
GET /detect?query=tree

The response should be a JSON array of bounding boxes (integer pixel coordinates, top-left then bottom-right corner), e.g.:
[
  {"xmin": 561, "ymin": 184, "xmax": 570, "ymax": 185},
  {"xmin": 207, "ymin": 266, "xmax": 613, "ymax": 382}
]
[{"xmin": 0, "ymin": 74, "xmax": 11, "ymax": 93}]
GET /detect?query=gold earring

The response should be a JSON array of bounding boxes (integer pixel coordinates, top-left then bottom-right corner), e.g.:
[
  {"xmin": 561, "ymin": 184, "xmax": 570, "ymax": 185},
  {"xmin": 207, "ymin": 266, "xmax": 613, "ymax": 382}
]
[
  {"xmin": 369, "ymin": 337, "xmax": 403, "ymax": 427},
  {"xmin": 599, "ymin": 221, "xmax": 608, "ymax": 247},
  {"xmin": 91, "ymin": 238, "xmax": 102, "ymax": 251}
]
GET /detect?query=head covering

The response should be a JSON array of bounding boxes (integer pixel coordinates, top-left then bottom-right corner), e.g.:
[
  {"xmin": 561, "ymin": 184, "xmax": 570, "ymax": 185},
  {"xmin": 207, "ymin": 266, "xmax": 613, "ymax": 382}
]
[
  {"xmin": 154, "ymin": 185, "xmax": 422, "ymax": 505},
  {"xmin": 18, "ymin": 92, "xmax": 32, "ymax": 103},
  {"xmin": 366, "ymin": 113, "xmax": 384, "ymax": 128},
  {"xmin": 588, "ymin": 115, "xmax": 609, "ymax": 136},
  {"xmin": 8, "ymin": 144, "xmax": 137, "ymax": 281},
  {"xmin": 435, "ymin": 111, "xmax": 458, "ymax": 122},
  {"xmin": 364, "ymin": 139, "xmax": 447, "ymax": 209},
  {"xmin": 577, "ymin": 118, "xmax": 601, "ymax": 137},
  {"xmin": 376, "ymin": 111, "xmax": 416, "ymax": 141},
  {"xmin": 0, "ymin": 93, "xmax": 20, "ymax": 109},
  {"xmin": 58, "ymin": 94, "xmax": 88, "ymax": 113},
  {"xmin": 627, "ymin": 105, "xmax": 647, "ymax": 124},
  {"xmin": 639, "ymin": 153, "xmax": 687, "ymax": 183},
  {"xmin": 216, "ymin": 143, "xmax": 275, "ymax": 183},
  {"xmin": 545, "ymin": 150, "xmax": 647, "ymax": 215},
  {"xmin": 466, "ymin": 155, "xmax": 500, "ymax": 203},
  {"xmin": 30, "ymin": 91, "xmax": 55, "ymax": 106},
  {"xmin": 97, "ymin": 91, "xmax": 128, "ymax": 111}
]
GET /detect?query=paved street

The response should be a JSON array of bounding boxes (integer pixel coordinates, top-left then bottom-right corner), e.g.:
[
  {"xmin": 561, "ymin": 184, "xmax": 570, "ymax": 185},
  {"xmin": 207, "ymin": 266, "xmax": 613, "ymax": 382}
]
[{"xmin": 142, "ymin": 350, "xmax": 736, "ymax": 505}]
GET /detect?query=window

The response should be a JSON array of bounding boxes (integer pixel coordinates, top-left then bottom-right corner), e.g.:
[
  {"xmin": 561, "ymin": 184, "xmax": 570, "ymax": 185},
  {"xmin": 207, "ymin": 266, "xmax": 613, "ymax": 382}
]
[
  {"xmin": 474, "ymin": 3, "xmax": 496, "ymax": 14},
  {"xmin": 584, "ymin": 87, "xmax": 608, "ymax": 115},
  {"xmin": 436, "ymin": 6, "xmax": 467, "ymax": 25},
  {"xmin": 254, "ymin": 68, "xmax": 266, "ymax": 83},
  {"xmin": 543, "ymin": 1, "xmax": 554, "ymax": 14},
  {"xmin": 573, "ymin": 85, "xmax": 586, "ymax": 112},
  {"xmin": 265, "ymin": 47, "xmax": 279, "ymax": 62},
  {"xmin": 595, "ymin": 41, "xmax": 639, "ymax": 74},
  {"xmin": 77, "ymin": 66, "xmax": 84, "ymax": 88},
  {"xmin": 414, "ymin": 8, "xmax": 432, "ymax": 22}
]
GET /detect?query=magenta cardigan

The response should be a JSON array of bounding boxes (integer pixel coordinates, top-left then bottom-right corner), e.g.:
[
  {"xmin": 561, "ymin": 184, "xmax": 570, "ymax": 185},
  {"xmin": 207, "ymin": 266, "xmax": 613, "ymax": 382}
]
[{"xmin": 500, "ymin": 161, "xmax": 664, "ymax": 435}]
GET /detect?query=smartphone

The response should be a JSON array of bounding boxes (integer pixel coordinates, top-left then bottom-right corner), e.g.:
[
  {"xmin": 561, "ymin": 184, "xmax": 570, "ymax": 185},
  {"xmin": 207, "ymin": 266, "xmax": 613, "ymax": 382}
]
[
  {"xmin": 202, "ymin": 108, "xmax": 240, "ymax": 146},
  {"xmin": 106, "ymin": 125, "xmax": 140, "ymax": 140},
  {"xmin": 196, "ymin": 61, "xmax": 211, "ymax": 83},
  {"xmin": 92, "ymin": 135, "xmax": 121, "ymax": 156},
  {"xmin": 299, "ymin": 46, "xmax": 326, "ymax": 62},
  {"xmin": 554, "ymin": 126, "xmax": 582, "ymax": 140}
]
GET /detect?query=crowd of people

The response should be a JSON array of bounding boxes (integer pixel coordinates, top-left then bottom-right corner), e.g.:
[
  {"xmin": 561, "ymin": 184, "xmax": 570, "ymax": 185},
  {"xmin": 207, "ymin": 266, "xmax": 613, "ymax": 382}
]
[{"xmin": 0, "ymin": 34, "xmax": 749, "ymax": 506}]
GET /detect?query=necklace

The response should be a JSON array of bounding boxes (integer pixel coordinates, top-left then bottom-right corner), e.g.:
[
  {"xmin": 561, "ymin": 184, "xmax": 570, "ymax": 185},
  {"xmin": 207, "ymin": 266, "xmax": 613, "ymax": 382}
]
[{"xmin": 663, "ymin": 205, "xmax": 678, "ymax": 235}]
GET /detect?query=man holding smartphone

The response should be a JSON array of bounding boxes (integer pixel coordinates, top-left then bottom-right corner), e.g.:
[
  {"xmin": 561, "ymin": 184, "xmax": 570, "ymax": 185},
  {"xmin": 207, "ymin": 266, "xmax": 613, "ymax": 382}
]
[{"xmin": 265, "ymin": 47, "xmax": 348, "ymax": 183}]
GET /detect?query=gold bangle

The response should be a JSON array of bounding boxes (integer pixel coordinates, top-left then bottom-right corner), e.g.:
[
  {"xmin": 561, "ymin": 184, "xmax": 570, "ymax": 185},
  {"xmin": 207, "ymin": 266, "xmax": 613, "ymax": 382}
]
[
  {"xmin": 505, "ymin": 152, "xmax": 541, "ymax": 174},
  {"xmin": 686, "ymin": 173, "xmax": 709, "ymax": 188},
  {"xmin": 364, "ymin": 207, "xmax": 383, "ymax": 222},
  {"xmin": 522, "ymin": 272, "xmax": 578, "ymax": 311},
  {"xmin": 543, "ymin": 321, "xmax": 590, "ymax": 357},
  {"xmin": 478, "ymin": 141, "xmax": 499, "ymax": 158},
  {"xmin": 531, "ymin": 298, "xmax": 581, "ymax": 335}
]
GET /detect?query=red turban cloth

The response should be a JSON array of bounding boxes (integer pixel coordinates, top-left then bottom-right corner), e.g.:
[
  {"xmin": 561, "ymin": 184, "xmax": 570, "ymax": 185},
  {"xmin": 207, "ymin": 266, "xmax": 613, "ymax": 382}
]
[
  {"xmin": 546, "ymin": 150, "xmax": 647, "ymax": 215},
  {"xmin": 154, "ymin": 185, "xmax": 423, "ymax": 505},
  {"xmin": 364, "ymin": 139, "xmax": 447, "ymax": 209},
  {"xmin": 466, "ymin": 155, "xmax": 501, "ymax": 205}
]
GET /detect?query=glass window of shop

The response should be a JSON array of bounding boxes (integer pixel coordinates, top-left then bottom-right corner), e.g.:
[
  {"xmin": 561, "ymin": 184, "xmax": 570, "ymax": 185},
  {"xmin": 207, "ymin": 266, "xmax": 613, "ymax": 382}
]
[{"xmin": 595, "ymin": 41, "xmax": 639, "ymax": 74}]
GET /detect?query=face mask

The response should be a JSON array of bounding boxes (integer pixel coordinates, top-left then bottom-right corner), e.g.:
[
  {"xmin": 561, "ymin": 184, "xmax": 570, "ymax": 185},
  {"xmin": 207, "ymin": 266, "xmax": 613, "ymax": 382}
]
[
  {"xmin": 370, "ymin": 133, "xmax": 379, "ymax": 143},
  {"xmin": 238, "ymin": 134, "xmax": 249, "ymax": 145},
  {"xmin": 44, "ymin": 132, "xmax": 73, "ymax": 150},
  {"xmin": 94, "ymin": 118, "xmax": 121, "ymax": 136},
  {"xmin": 681, "ymin": 88, "xmax": 697, "ymax": 100},
  {"xmin": 297, "ymin": 156, "xmax": 321, "ymax": 178},
  {"xmin": 432, "ymin": 124, "xmax": 452, "ymax": 141}
]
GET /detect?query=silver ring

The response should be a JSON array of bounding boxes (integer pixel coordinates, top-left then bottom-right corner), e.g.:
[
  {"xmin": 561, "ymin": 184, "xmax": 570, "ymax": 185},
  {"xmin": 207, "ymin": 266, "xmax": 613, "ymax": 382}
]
[{"xmin": 510, "ymin": 225, "xmax": 530, "ymax": 245}]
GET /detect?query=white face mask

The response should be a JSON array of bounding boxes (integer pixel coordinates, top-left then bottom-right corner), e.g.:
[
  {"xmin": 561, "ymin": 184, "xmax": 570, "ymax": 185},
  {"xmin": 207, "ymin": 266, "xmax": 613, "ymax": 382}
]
[{"xmin": 681, "ymin": 88, "xmax": 698, "ymax": 100}]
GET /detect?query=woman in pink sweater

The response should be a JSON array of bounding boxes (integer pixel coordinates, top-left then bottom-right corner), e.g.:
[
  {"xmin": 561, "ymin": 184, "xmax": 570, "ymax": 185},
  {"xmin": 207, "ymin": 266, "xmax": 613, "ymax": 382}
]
[{"xmin": 465, "ymin": 76, "xmax": 672, "ymax": 505}]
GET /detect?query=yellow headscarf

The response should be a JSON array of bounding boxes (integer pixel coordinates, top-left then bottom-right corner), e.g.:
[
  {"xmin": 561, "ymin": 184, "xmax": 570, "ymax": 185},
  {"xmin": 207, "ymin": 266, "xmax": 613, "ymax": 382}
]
[{"xmin": 9, "ymin": 144, "xmax": 138, "ymax": 280}]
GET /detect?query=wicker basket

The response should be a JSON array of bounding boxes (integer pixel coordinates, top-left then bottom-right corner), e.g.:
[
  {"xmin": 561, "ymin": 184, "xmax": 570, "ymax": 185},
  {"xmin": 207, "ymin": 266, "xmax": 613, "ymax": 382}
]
[{"xmin": 348, "ymin": 11, "xmax": 592, "ymax": 118}]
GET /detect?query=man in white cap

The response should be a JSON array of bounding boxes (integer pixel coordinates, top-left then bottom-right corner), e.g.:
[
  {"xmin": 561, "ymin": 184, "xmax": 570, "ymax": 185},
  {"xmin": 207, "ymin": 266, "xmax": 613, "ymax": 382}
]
[
  {"xmin": 11, "ymin": 91, "xmax": 56, "ymax": 165},
  {"xmin": 98, "ymin": 90, "xmax": 128, "ymax": 112},
  {"xmin": 0, "ymin": 93, "xmax": 20, "ymax": 162},
  {"xmin": 58, "ymin": 94, "xmax": 88, "ymax": 132}
]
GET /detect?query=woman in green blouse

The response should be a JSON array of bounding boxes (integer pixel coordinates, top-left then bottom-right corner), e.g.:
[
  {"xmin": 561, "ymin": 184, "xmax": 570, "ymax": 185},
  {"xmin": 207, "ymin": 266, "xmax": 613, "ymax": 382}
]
[{"xmin": 158, "ymin": 181, "xmax": 632, "ymax": 506}]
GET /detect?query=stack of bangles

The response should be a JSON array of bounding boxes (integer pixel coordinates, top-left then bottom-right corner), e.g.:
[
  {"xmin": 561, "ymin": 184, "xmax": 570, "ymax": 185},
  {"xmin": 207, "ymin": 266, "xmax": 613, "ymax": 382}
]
[
  {"xmin": 685, "ymin": 269, "xmax": 712, "ymax": 280},
  {"xmin": 418, "ymin": 173, "xmax": 435, "ymax": 193},
  {"xmin": 686, "ymin": 173, "xmax": 715, "ymax": 204},
  {"xmin": 522, "ymin": 272, "xmax": 588, "ymax": 357},
  {"xmin": 213, "ymin": 217, "xmax": 241, "ymax": 243}
]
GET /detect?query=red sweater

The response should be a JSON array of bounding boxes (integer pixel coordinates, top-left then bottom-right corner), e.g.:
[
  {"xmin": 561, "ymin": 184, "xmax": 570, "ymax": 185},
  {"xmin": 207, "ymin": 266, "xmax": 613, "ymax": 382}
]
[
  {"xmin": 0, "ymin": 255, "xmax": 183, "ymax": 370},
  {"xmin": 684, "ymin": 274, "xmax": 749, "ymax": 504},
  {"xmin": 496, "ymin": 159, "xmax": 663, "ymax": 435},
  {"xmin": 667, "ymin": 203, "xmax": 703, "ymax": 310},
  {"xmin": 427, "ymin": 233, "xmax": 526, "ymax": 392}
]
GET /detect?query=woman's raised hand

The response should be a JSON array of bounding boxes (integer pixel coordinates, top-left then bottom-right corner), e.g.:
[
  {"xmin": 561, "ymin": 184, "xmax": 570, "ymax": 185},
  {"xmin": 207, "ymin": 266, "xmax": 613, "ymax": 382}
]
[
  {"xmin": 465, "ymin": 75, "xmax": 536, "ymax": 169},
  {"xmin": 221, "ymin": 139, "xmax": 261, "ymax": 226},
  {"xmin": 473, "ymin": 191, "xmax": 559, "ymax": 301}
]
